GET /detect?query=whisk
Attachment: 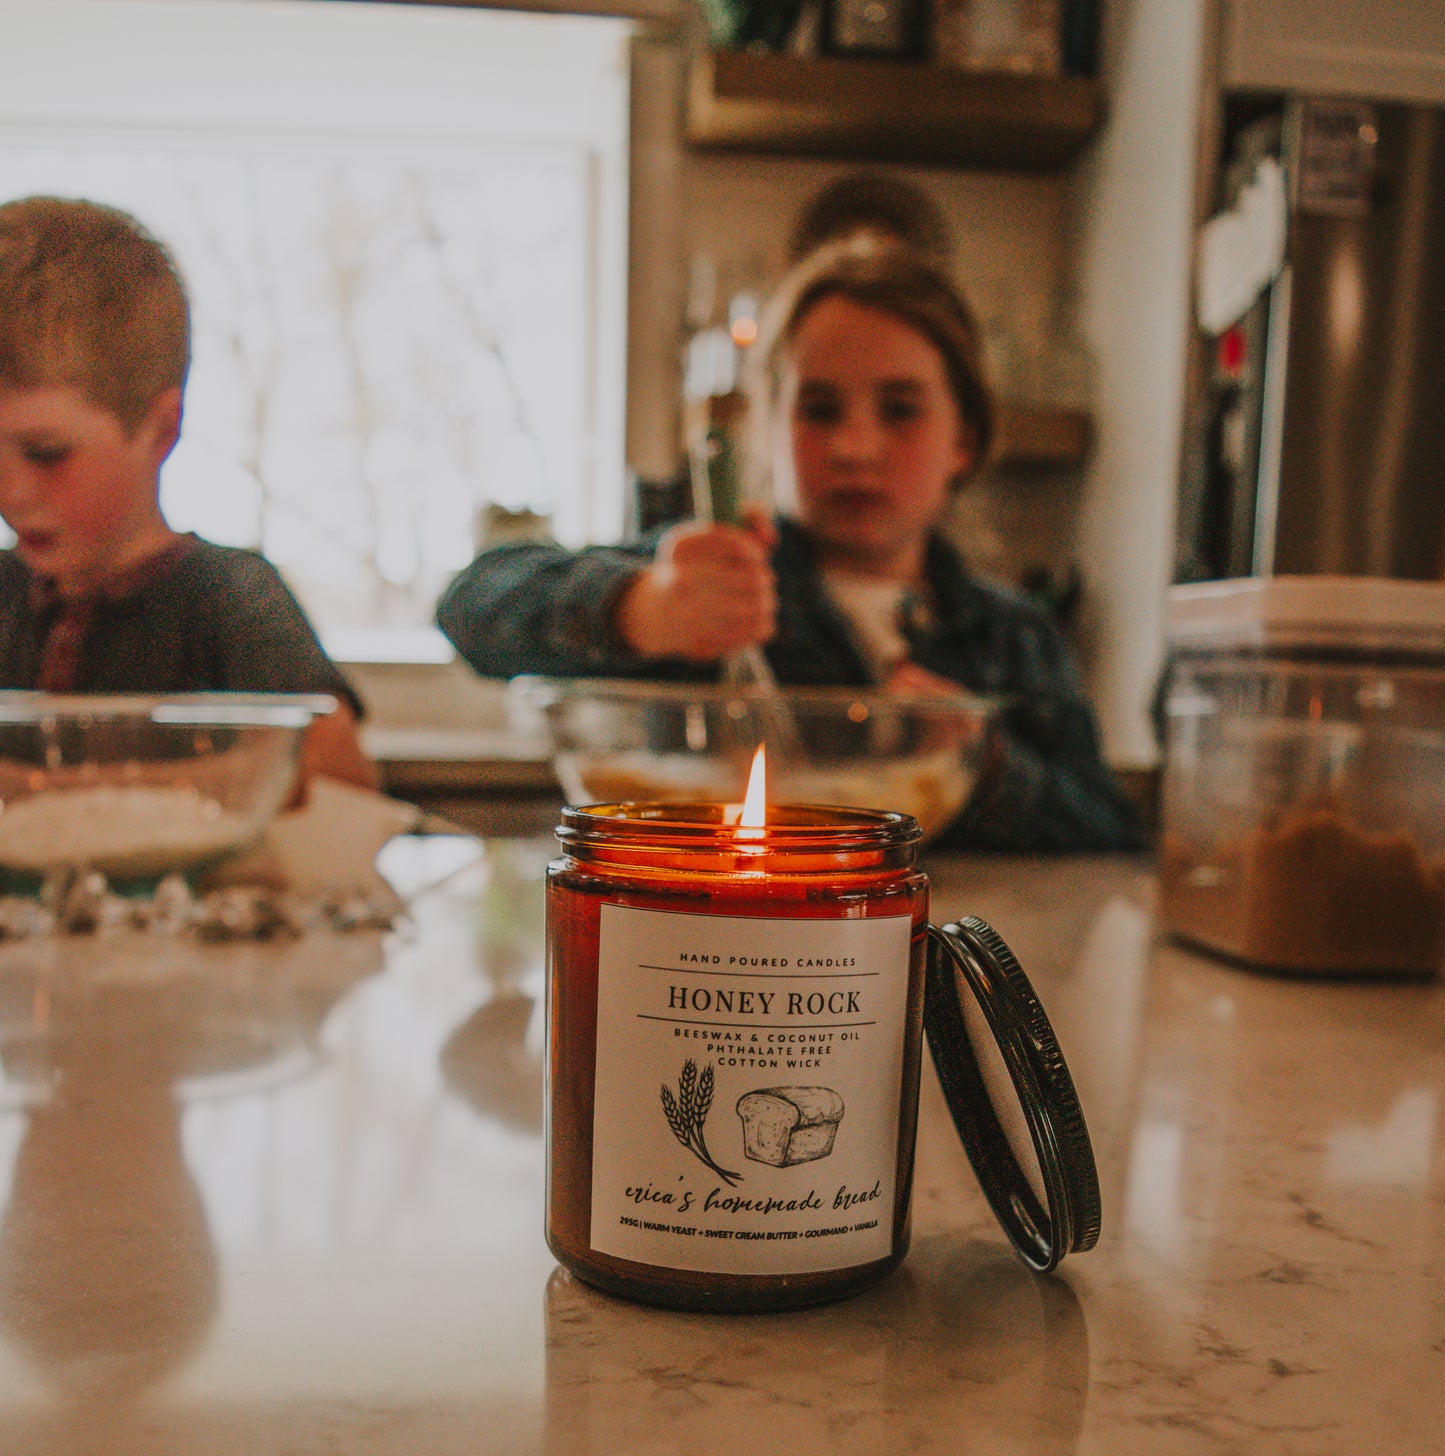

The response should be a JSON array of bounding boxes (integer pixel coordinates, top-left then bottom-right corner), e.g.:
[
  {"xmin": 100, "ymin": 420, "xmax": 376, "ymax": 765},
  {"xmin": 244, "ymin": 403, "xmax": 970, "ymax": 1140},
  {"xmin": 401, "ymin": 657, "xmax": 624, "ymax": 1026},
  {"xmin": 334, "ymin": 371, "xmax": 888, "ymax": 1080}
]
[{"xmin": 686, "ymin": 437, "xmax": 807, "ymax": 766}]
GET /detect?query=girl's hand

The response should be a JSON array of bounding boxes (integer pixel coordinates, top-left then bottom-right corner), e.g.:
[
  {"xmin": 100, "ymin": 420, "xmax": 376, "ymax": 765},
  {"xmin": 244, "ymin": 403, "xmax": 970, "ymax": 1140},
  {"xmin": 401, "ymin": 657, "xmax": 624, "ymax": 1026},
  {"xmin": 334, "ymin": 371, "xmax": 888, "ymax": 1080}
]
[
  {"xmin": 885, "ymin": 662, "xmax": 990, "ymax": 752},
  {"xmin": 886, "ymin": 661, "xmax": 964, "ymax": 699},
  {"xmin": 615, "ymin": 511, "xmax": 778, "ymax": 661}
]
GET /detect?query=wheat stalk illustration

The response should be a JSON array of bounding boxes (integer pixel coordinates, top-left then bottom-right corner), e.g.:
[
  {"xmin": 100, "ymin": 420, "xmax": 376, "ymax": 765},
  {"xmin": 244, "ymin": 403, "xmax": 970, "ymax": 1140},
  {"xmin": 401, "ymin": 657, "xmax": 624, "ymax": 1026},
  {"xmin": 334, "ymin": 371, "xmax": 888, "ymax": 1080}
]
[{"xmin": 661, "ymin": 1058, "xmax": 740, "ymax": 1185}]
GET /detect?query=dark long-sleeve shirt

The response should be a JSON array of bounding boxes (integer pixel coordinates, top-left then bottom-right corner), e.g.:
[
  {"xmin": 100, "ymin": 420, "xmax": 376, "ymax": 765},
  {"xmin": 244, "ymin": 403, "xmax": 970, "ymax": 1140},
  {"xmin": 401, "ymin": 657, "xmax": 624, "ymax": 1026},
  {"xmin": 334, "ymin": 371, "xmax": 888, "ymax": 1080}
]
[
  {"xmin": 437, "ymin": 519, "xmax": 1142, "ymax": 852},
  {"xmin": 0, "ymin": 535, "xmax": 363, "ymax": 716}
]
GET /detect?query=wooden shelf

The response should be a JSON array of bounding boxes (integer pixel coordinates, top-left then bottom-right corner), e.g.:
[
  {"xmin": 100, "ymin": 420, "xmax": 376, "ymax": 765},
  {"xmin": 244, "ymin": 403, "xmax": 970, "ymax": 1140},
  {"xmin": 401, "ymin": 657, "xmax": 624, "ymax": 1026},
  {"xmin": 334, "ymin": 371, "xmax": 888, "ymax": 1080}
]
[
  {"xmin": 992, "ymin": 404, "xmax": 1093, "ymax": 468},
  {"xmin": 686, "ymin": 50, "xmax": 1104, "ymax": 172}
]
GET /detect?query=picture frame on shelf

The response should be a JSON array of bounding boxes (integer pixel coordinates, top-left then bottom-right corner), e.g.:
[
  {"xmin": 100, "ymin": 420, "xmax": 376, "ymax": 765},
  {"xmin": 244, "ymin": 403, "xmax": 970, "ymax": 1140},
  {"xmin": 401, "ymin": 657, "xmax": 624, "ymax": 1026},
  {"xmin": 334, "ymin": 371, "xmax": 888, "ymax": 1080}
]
[{"xmin": 820, "ymin": 0, "xmax": 927, "ymax": 60}]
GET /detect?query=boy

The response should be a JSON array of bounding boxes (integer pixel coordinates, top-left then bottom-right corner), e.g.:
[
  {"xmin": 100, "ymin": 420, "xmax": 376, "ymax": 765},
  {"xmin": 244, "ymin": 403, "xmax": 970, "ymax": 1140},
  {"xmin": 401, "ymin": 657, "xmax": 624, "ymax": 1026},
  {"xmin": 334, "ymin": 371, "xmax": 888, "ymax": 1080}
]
[{"xmin": 0, "ymin": 195, "xmax": 375, "ymax": 790}]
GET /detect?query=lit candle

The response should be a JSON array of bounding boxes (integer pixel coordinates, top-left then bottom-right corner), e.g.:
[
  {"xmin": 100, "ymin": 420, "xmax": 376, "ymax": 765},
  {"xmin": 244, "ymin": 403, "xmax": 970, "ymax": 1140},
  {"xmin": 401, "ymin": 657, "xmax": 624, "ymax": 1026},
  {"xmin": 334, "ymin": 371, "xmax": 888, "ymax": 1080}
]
[
  {"xmin": 546, "ymin": 781, "xmax": 1100, "ymax": 1313},
  {"xmin": 739, "ymin": 742, "xmax": 767, "ymax": 827},
  {"xmin": 721, "ymin": 743, "xmax": 768, "ymax": 844},
  {"xmin": 547, "ymin": 780, "xmax": 924, "ymax": 1312}
]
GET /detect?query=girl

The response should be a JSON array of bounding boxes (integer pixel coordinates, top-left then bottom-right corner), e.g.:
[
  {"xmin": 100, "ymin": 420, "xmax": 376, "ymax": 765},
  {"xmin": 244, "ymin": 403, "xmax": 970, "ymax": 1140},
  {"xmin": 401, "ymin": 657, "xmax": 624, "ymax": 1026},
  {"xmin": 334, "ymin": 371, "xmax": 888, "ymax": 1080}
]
[{"xmin": 437, "ymin": 241, "xmax": 1139, "ymax": 851}]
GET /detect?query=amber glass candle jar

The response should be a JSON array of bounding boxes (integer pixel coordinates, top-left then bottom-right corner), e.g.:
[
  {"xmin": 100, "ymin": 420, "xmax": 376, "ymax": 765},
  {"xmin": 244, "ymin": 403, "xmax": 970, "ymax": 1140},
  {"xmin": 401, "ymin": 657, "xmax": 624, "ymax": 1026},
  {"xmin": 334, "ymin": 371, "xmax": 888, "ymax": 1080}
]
[{"xmin": 547, "ymin": 802, "xmax": 928, "ymax": 1313}]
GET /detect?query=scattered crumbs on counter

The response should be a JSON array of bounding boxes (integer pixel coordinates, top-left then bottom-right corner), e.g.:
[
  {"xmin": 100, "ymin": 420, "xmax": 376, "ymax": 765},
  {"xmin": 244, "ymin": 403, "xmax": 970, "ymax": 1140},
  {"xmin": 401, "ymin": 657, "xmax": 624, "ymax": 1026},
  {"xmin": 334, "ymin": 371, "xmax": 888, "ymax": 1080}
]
[{"xmin": 0, "ymin": 867, "xmax": 404, "ymax": 944}]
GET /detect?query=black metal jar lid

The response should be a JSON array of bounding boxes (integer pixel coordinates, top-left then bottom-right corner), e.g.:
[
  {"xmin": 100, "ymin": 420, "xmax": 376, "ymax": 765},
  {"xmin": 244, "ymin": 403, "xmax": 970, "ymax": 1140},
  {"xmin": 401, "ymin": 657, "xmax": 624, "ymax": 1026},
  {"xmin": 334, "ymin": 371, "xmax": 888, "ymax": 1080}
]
[{"xmin": 924, "ymin": 917, "xmax": 1102, "ymax": 1273}]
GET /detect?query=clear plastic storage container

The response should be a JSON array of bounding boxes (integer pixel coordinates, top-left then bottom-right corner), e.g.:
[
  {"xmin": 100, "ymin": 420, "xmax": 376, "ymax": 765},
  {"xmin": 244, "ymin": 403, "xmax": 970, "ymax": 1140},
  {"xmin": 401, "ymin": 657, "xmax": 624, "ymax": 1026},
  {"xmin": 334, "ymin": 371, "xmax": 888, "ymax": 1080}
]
[{"xmin": 1159, "ymin": 578, "xmax": 1445, "ymax": 976}]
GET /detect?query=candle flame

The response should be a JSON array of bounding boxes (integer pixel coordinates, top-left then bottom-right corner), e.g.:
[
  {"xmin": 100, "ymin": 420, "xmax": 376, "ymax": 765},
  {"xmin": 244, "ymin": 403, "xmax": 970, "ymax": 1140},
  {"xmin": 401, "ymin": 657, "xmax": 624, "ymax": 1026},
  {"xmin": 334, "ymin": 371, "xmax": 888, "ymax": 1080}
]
[{"xmin": 739, "ymin": 744, "xmax": 767, "ymax": 828}]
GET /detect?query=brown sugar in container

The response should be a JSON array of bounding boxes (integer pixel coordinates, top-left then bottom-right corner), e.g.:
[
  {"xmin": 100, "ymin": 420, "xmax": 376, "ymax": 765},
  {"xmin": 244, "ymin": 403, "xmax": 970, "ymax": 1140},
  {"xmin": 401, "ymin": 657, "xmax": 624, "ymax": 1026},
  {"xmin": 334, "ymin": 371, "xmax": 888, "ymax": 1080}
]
[{"xmin": 1161, "ymin": 577, "xmax": 1445, "ymax": 975}]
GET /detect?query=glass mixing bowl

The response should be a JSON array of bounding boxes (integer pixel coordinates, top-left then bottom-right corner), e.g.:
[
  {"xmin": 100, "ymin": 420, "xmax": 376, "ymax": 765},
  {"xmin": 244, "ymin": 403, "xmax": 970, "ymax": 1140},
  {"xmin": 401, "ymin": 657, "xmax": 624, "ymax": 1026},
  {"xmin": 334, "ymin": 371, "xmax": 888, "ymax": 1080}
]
[
  {"xmin": 510, "ymin": 677, "xmax": 995, "ymax": 845},
  {"xmin": 0, "ymin": 693, "xmax": 333, "ymax": 885}
]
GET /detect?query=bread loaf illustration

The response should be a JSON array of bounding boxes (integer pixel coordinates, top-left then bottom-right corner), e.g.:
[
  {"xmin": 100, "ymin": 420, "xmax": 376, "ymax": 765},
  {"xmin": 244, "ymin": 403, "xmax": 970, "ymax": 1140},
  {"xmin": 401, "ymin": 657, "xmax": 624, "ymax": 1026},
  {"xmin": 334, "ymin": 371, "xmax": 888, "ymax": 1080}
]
[{"xmin": 736, "ymin": 1086, "xmax": 845, "ymax": 1167}]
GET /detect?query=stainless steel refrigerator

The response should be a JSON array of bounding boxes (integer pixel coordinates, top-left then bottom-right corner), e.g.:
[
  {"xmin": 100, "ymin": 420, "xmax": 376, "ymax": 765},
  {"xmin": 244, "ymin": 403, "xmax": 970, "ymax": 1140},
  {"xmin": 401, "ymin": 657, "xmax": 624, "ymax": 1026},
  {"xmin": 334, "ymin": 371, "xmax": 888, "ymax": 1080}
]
[{"xmin": 1176, "ymin": 96, "xmax": 1445, "ymax": 583}]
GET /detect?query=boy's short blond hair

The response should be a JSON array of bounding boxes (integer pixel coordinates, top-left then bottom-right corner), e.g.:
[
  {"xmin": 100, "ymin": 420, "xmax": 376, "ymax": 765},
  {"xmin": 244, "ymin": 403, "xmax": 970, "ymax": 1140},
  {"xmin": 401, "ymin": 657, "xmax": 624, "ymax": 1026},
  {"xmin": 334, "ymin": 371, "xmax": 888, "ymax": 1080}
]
[{"xmin": 0, "ymin": 195, "xmax": 190, "ymax": 432}]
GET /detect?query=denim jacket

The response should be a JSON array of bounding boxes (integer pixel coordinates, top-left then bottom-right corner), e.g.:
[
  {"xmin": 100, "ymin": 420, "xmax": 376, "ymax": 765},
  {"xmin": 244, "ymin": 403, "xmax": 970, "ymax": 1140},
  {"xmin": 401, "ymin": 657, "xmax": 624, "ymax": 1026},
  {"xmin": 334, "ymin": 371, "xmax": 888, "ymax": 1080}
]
[{"xmin": 437, "ymin": 519, "xmax": 1143, "ymax": 853}]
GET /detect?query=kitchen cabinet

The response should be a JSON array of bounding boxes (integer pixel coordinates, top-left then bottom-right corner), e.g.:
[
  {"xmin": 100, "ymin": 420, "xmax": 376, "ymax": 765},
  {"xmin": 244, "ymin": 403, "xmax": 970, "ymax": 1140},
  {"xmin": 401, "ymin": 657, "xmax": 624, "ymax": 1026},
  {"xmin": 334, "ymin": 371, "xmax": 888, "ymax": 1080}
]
[
  {"xmin": 686, "ymin": 49, "xmax": 1104, "ymax": 171},
  {"xmin": 1223, "ymin": 0, "xmax": 1445, "ymax": 106}
]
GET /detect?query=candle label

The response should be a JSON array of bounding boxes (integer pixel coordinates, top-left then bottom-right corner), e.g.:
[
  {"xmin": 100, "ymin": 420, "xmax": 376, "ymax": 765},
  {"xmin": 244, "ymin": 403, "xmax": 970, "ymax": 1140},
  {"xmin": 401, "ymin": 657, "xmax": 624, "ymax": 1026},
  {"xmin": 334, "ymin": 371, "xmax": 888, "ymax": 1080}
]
[{"xmin": 590, "ymin": 903, "xmax": 912, "ymax": 1275}]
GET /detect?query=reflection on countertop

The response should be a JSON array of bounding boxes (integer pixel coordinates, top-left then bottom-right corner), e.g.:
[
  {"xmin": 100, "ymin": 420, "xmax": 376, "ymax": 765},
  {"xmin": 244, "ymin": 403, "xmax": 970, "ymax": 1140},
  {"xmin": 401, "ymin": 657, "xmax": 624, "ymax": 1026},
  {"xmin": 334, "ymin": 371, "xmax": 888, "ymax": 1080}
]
[
  {"xmin": 0, "ymin": 926, "xmax": 387, "ymax": 1424},
  {"xmin": 0, "ymin": 992, "xmax": 220, "ymax": 1407},
  {"xmin": 0, "ymin": 844, "xmax": 1440, "ymax": 1454}
]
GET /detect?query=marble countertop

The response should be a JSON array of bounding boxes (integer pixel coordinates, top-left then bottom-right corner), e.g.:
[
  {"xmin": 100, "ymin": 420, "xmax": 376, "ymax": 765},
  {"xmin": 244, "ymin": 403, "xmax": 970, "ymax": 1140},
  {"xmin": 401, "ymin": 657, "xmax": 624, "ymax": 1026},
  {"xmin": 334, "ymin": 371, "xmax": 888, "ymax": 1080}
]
[{"xmin": 0, "ymin": 840, "xmax": 1440, "ymax": 1454}]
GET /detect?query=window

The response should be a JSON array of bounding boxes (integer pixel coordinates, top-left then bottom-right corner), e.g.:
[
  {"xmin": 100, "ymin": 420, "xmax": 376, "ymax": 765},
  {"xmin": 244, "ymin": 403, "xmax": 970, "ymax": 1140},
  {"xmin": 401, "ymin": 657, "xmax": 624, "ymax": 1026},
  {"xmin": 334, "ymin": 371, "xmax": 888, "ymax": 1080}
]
[{"xmin": 0, "ymin": 0, "xmax": 632, "ymax": 656}]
